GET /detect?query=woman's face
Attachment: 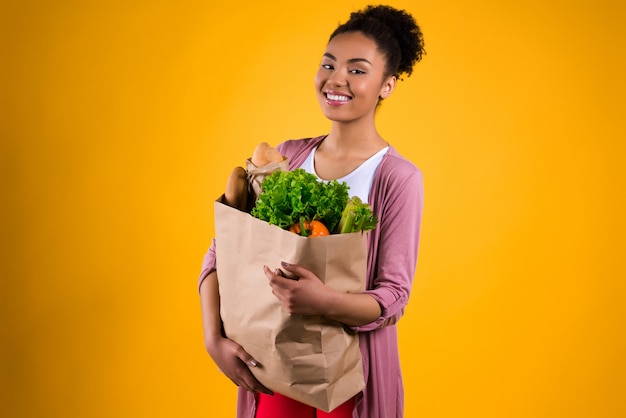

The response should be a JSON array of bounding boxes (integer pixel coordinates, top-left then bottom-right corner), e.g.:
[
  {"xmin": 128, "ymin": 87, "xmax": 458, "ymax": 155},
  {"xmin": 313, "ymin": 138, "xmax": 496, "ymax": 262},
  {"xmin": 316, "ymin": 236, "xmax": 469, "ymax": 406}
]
[{"xmin": 314, "ymin": 31, "xmax": 395, "ymax": 124}]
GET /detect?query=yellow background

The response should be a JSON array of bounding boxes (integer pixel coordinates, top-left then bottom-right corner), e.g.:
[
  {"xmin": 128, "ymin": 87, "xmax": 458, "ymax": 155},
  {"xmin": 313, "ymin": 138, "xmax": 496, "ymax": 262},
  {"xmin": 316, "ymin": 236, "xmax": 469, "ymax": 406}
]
[{"xmin": 2, "ymin": 0, "xmax": 625, "ymax": 417}]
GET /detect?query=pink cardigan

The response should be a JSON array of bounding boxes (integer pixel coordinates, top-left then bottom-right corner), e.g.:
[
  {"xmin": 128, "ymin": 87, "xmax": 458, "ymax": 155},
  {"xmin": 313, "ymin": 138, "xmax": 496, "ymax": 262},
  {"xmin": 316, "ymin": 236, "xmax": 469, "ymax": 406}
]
[{"xmin": 199, "ymin": 136, "xmax": 423, "ymax": 418}]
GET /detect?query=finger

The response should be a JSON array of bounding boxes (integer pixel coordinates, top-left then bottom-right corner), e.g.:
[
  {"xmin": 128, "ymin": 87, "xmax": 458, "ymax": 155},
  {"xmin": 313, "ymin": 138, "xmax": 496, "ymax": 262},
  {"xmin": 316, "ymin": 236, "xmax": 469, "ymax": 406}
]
[
  {"xmin": 241, "ymin": 371, "xmax": 274, "ymax": 395},
  {"xmin": 233, "ymin": 355, "xmax": 274, "ymax": 395},
  {"xmin": 229, "ymin": 375, "xmax": 253, "ymax": 393},
  {"xmin": 264, "ymin": 266, "xmax": 295, "ymax": 290},
  {"xmin": 263, "ymin": 264, "xmax": 284, "ymax": 281},
  {"xmin": 256, "ymin": 382, "xmax": 275, "ymax": 396},
  {"xmin": 230, "ymin": 361, "xmax": 258, "ymax": 393},
  {"xmin": 280, "ymin": 261, "xmax": 310, "ymax": 279},
  {"xmin": 234, "ymin": 345, "xmax": 259, "ymax": 369}
]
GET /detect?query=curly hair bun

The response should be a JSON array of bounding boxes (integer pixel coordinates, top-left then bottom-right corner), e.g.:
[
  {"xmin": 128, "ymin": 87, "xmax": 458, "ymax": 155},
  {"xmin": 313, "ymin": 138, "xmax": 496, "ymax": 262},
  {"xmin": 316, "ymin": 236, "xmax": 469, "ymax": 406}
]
[{"xmin": 330, "ymin": 5, "xmax": 425, "ymax": 79}]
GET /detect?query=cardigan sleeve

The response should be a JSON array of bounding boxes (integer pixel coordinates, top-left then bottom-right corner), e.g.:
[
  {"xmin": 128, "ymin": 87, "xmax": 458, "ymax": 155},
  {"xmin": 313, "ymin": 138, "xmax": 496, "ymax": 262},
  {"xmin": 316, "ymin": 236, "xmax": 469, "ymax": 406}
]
[
  {"xmin": 350, "ymin": 155, "xmax": 424, "ymax": 332},
  {"xmin": 197, "ymin": 239, "xmax": 216, "ymax": 291}
]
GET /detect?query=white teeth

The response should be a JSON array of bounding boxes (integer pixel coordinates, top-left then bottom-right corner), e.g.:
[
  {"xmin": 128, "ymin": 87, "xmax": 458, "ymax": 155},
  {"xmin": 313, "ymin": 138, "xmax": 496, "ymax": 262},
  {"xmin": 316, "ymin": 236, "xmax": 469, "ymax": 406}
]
[{"xmin": 327, "ymin": 93, "xmax": 349, "ymax": 102}]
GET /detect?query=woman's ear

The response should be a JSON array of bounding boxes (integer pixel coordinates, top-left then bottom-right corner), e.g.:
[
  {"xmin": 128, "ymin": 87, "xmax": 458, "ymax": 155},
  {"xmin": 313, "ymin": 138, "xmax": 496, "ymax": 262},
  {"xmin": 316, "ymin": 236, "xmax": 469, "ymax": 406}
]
[{"xmin": 379, "ymin": 75, "xmax": 397, "ymax": 99}]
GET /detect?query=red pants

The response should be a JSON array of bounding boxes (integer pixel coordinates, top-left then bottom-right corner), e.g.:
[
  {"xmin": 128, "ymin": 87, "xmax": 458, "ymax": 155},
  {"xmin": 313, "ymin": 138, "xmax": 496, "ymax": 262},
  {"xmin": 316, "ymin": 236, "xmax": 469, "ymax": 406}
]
[{"xmin": 256, "ymin": 393, "xmax": 355, "ymax": 418}]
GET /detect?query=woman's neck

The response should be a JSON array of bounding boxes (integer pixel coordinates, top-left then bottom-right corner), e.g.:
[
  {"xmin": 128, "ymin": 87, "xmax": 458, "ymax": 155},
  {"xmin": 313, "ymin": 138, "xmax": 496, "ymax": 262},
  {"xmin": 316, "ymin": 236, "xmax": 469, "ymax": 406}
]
[{"xmin": 323, "ymin": 121, "xmax": 387, "ymax": 157}]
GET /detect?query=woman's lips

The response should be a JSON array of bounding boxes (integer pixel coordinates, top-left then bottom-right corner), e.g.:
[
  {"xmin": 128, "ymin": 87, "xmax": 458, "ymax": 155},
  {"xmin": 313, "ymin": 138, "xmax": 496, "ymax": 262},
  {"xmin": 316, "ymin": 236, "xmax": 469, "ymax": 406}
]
[{"xmin": 324, "ymin": 91, "xmax": 351, "ymax": 105}]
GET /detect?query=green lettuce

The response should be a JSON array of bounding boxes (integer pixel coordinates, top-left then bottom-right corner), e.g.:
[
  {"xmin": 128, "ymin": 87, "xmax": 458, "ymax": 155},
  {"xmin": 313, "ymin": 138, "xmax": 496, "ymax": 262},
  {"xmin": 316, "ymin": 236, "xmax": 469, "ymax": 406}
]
[
  {"xmin": 251, "ymin": 168, "xmax": 378, "ymax": 234},
  {"xmin": 251, "ymin": 169, "xmax": 349, "ymax": 232}
]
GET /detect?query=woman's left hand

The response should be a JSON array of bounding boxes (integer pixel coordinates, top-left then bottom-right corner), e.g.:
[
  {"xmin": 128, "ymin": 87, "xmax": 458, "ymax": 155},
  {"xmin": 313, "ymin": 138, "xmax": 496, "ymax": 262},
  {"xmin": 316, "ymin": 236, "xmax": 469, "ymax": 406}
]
[{"xmin": 263, "ymin": 262, "xmax": 330, "ymax": 316}]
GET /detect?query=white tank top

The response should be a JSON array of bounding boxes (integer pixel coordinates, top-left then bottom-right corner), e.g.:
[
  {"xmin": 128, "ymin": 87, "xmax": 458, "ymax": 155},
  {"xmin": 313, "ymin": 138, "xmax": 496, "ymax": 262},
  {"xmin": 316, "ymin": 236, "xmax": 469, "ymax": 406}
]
[{"xmin": 300, "ymin": 146, "xmax": 389, "ymax": 203}]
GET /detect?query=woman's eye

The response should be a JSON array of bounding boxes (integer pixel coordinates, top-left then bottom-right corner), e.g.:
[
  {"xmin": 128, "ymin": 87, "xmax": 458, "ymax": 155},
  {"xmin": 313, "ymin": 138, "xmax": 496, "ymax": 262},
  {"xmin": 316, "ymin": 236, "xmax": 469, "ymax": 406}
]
[
  {"xmin": 321, "ymin": 64, "xmax": 333, "ymax": 70},
  {"xmin": 350, "ymin": 69, "xmax": 366, "ymax": 74}
]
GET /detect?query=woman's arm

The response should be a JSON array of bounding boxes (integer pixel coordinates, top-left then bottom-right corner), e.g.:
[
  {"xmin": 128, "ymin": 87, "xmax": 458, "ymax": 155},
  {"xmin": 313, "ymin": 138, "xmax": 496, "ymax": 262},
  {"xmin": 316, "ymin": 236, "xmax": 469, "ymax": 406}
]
[
  {"xmin": 263, "ymin": 263, "xmax": 382, "ymax": 326},
  {"xmin": 351, "ymin": 160, "xmax": 424, "ymax": 331},
  {"xmin": 199, "ymin": 270, "xmax": 224, "ymax": 345},
  {"xmin": 200, "ymin": 271, "xmax": 273, "ymax": 395}
]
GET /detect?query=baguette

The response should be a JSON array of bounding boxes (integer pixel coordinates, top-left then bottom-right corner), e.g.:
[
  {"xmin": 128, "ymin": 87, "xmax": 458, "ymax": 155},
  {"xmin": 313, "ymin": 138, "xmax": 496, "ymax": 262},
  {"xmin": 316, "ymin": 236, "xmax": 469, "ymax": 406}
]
[{"xmin": 223, "ymin": 166, "xmax": 248, "ymax": 211}]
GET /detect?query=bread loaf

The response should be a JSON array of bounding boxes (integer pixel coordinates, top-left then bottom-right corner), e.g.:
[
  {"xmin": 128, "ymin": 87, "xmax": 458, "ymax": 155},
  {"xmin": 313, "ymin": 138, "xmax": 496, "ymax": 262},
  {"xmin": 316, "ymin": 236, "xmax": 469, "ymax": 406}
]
[
  {"xmin": 251, "ymin": 142, "xmax": 283, "ymax": 167},
  {"xmin": 223, "ymin": 166, "xmax": 248, "ymax": 211}
]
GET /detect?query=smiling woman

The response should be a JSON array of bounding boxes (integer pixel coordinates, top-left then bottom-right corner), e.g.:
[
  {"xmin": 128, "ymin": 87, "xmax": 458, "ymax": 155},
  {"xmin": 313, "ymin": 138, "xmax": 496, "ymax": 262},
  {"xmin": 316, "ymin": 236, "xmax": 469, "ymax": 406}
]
[{"xmin": 198, "ymin": 4, "xmax": 426, "ymax": 418}]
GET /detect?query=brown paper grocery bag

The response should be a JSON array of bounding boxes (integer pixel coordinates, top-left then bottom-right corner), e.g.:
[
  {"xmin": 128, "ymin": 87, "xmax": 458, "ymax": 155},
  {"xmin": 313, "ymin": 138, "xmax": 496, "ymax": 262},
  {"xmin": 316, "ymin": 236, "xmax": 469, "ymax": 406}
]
[{"xmin": 214, "ymin": 198, "xmax": 366, "ymax": 412}]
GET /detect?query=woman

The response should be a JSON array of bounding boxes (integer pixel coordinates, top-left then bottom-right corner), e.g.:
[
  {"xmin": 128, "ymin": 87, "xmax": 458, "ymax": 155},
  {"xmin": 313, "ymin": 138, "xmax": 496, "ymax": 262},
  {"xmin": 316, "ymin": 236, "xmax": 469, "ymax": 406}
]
[{"xmin": 199, "ymin": 5, "xmax": 425, "ymax": 417}]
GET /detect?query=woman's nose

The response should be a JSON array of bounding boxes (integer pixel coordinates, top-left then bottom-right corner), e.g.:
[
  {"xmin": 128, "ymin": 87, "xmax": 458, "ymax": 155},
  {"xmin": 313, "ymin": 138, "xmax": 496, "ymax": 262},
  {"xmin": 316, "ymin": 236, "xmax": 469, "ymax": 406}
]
[{"xmin": 327, "ymin": 71, "xmax": 347, "ymax": 87}]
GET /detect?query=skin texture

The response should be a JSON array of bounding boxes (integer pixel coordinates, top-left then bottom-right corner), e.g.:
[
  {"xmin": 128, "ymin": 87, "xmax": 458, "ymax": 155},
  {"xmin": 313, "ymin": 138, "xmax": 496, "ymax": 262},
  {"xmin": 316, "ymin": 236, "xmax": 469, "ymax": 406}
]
[{"xmin": 200, "ymin": 30, "xmax": 396, "ymax": 395}]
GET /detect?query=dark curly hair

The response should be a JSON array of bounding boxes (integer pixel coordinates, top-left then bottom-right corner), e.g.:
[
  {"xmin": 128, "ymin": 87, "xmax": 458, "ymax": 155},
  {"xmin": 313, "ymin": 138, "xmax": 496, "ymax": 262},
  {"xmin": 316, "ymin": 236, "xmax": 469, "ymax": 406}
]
[{"xmin": 329, "ymin": 5, "xmax": 425, "ymax": 79}]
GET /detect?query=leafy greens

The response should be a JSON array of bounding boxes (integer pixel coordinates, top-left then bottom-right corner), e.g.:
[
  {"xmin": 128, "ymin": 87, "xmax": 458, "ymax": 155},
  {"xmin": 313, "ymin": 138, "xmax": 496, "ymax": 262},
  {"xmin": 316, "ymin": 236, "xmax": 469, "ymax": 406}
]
[
  {"xmin": 251, "ymin": 168, "xmax": 378, "ymax": 234},
  {"xmin": 251, "ymin": 169, "xmax": 348, "ymax": 232}
]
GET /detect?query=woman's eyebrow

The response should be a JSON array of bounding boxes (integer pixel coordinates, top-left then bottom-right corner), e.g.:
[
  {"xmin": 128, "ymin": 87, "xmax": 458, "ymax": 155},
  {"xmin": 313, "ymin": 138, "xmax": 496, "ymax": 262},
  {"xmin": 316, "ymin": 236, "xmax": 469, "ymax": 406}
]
[{"xmin": 323, "ymin": 52, "xmax": 373, "ymax": 66}]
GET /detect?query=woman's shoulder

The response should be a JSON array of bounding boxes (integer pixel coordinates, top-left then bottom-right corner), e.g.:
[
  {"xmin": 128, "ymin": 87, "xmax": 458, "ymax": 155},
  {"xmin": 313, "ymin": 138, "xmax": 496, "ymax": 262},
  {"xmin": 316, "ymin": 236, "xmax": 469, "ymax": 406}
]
[
  {"xmin": 276, "ymin": 135, "xmax": 327, "ymax": 169},
  {"xmin": 372, "ymin": 146, "xmax": 423, "ymax": 209},
  {"xmin": 379, "ymin": 146, "xmax": 423, "ymax": 182},
  {"xmin": 276, "ymin": 135, "xmax": 325, "ymax": 155}
]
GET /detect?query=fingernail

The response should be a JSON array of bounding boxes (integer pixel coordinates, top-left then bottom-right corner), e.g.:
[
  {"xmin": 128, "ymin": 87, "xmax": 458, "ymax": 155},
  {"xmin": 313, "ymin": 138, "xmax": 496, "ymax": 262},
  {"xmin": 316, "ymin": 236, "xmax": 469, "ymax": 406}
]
[
  {"xmin": 249, "ymin": 360, "xmax": 257, "ymax": 367},
  {"xmin": 281, "ymin": 261, "xmax": 290, "ymax": 267}
]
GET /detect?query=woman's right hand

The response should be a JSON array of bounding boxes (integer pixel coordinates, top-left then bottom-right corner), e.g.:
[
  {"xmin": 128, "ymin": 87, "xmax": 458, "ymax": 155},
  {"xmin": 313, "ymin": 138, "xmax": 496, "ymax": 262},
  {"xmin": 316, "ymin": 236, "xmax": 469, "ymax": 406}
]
[
  {"xmin": 206, "ymin": 336, "xmax": 274, "ymax": 395},
  {"xmin": 200, "ymin": 270, "xmax": 273, "ymax": 395}
]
